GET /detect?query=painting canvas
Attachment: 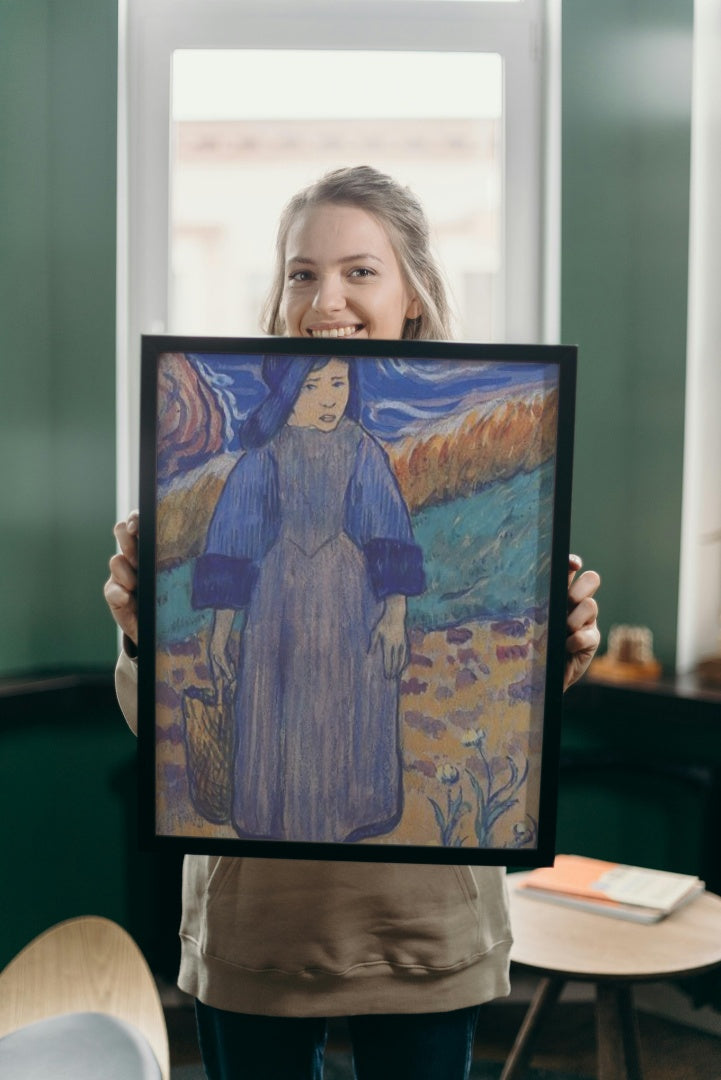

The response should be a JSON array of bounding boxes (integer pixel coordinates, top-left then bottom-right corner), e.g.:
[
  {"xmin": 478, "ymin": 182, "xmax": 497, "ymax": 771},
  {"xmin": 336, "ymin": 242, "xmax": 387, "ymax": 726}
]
[{"xmin": 138, "ymin": 336, "xmax": 576, "ymax": 865}]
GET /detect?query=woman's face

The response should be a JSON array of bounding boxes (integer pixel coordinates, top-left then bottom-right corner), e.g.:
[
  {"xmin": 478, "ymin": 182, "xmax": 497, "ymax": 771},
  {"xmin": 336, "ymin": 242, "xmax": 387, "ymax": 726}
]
[
  {"xmin": 287, "ymin": 358, "xmax": 350, "ymax": 432},
  {"xmin": 281, "ymin": 203, "xmax": 421, "ymax": 341}
]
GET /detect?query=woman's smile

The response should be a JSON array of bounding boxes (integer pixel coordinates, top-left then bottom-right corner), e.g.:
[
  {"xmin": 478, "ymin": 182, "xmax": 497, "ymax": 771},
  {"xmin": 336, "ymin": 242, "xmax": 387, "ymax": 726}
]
[{"xmin": 307, "ymin": 324, "xmax": 363, "ymax": 339}]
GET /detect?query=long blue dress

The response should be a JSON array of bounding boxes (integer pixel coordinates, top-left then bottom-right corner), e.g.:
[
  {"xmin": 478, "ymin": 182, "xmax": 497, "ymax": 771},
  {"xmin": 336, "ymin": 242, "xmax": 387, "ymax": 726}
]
[{"xmin": 192, "ymin": 417, "xmax": 424, "ymax": 843}]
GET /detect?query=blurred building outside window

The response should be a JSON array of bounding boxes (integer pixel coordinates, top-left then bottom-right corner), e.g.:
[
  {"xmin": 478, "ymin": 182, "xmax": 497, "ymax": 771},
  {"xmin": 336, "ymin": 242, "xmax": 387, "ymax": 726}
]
[{"xmin": 170, "ymin": 50, "xmax": 503, "ymax": 342}]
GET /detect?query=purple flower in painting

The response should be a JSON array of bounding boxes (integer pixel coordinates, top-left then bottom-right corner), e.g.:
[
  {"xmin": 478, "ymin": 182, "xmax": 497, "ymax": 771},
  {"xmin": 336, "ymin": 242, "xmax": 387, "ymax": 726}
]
[
  {"xmin": 411, "ymin": 758, "xmax": 438, "ymax": 779},
  {"xmin": 160, "ymin": 763, "xmax": 187, "ymax": 786},
  {"xmin": 491, "ymin": 618, "xmax": 529, "ymax": 639},
  {"xmin": 508, "ymin": 668, "xmax": 545, "ymax": 704},
  {"xmin": 455, "ymin": 668, "xmax": 478, "ymax": 689},
  {"xmin": 156, "ymin": 681, "xmax": 181, "ymax": 709},
  {"xmin": 401, "ymin": 676, "xmax": 429, "ymax": 695},
  {"xmin": 405, "ymin": 710, "xmax": 445, "ymax": 739},
  {"xmin": 409, "ymin": 652, "xmax": 434, "ymax": 669},
  {"xmin": 156, "ymin": 722, "xmax": 185, "ymax": 746}
]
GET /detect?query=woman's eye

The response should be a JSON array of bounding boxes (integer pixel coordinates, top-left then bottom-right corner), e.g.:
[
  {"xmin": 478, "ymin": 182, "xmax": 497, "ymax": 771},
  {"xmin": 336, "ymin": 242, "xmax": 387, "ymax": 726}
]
[
  {"xmin": 289, "ymin": 270, "xmax": 313, "ymax": 283},
  {"xmin": 349, "ymin": 267, "xmax": 374, "ymax": 279}
]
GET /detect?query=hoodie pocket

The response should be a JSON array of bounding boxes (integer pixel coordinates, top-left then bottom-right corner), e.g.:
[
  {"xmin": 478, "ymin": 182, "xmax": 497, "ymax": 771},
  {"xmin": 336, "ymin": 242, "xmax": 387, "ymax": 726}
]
[{"xmin": 183, "ymin": 856, "xmax": 510, "ymax": 976}]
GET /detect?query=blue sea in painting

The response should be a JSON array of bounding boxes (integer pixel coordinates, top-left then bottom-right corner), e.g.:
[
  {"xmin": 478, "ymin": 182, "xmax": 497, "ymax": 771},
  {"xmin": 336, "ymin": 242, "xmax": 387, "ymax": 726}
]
[
  {"xmin": 155, "ymin": 456, "xmax": 554, "ymax": 645},
  {"xmin": 409, "ymin": 457, "xmax": 554, "ymax": 631}
]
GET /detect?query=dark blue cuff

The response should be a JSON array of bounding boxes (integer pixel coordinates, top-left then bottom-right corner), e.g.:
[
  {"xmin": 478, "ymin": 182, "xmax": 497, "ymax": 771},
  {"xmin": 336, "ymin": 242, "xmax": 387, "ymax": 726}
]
[
  {"xmin": 191, "ymin": 553, "xmax": 258, "ymax": 609},
  {"xmin": 363, "ymin": 539, "xmax": 425, "ymax": 599}
]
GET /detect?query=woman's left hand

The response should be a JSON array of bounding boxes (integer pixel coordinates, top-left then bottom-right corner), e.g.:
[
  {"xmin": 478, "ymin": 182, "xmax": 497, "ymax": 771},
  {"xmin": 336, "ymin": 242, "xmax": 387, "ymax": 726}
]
[
  {"xmin": 370, "ymin": 595, "xmax": 409, "ymax": 679},
  {"xmin": 564, "ymin": 554, "xmax": 601, "ymax": 691}
]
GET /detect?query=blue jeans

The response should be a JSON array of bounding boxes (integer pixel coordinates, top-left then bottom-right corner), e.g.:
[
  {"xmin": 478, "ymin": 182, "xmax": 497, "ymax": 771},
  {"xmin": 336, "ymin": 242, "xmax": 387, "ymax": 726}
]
[{"xmin": 195, "ymin": 1000, "xmax": 481, "ymax": 1080}]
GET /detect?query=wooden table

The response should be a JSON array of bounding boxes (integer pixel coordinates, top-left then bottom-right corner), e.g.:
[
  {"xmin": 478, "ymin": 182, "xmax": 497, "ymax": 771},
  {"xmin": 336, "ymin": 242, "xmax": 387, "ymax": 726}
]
[{"xmin": 502, "ymin": 874, "xmax": 721, "ymax": 1080}]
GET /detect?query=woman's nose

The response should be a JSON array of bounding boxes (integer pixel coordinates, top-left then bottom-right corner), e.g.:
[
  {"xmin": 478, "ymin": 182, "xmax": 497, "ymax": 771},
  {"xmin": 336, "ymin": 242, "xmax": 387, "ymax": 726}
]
[{"xmin": 312, "ymin": 274, "xmax": 345, "ymax": 314}]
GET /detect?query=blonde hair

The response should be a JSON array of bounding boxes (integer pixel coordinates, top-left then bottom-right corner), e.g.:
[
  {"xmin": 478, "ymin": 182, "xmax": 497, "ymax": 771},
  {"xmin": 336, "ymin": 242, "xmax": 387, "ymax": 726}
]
[{"xmin": 262, "ymin": 165, "xmax": 454, "ymax": 341}]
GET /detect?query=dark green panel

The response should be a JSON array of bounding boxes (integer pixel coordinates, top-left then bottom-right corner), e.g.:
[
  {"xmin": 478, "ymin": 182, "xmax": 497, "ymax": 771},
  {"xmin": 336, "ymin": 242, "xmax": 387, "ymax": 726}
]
[
  {"xmin": 562, "ymin": 0, "xmax": 693, "ymax": 668},
  {"xmin": 556, "ymin": 770, "xmax": 707, "ymax": 877},
  {"xmin": 47, "ymin": 0, "xmax": 119, "ymax": 667},
  {"xmin": 0, "ymin": 1, "xmax": 55, "ymax": 673},
  {"xmin": 0, "ymin": 0, "xmax": 118, "ymax": 674},
  {"xmin": 0, "ymin": 688, "xmax": 133, "ymax": 967},
  {"xmin": 559, "ymin": 682, "xmax": 721, "ymax": 889},
  {"xmin": 0, "ymin": 681, "xmax": 185, "ymax": 977}
]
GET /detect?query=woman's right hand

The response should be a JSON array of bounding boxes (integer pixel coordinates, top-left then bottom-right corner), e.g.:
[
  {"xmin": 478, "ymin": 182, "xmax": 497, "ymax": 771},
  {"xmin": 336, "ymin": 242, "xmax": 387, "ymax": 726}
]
[
  {"xmin": 209, "ymin": 644, "xmax": 235, "ymax": 685},
  {"xmin": 209, "ymin": 609, "xmax": 237, "ymax": 684},
  {"xmin": 104, "ymin": 510, "xmax": 139, "ymax": 646}
]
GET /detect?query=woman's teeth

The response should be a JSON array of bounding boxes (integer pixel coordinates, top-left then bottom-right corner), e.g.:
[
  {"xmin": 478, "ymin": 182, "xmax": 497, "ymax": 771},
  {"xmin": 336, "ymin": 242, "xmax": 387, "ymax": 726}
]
[{"xmin": 310, "ymin": 326, "xmax": 359, "ymax": 338}]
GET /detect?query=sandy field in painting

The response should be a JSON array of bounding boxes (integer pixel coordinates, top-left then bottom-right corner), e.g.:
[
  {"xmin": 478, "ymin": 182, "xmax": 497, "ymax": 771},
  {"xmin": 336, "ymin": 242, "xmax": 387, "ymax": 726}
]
[{"xmin": 154, "ymin": 612, "xmax": 546, "ymax": 853}]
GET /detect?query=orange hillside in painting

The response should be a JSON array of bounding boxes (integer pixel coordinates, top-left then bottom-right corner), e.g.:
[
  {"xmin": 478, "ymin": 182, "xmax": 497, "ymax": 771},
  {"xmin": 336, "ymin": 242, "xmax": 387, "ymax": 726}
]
[{"xmin": 389, "ymin": 389, "xmax": 559, "ymax": 514}]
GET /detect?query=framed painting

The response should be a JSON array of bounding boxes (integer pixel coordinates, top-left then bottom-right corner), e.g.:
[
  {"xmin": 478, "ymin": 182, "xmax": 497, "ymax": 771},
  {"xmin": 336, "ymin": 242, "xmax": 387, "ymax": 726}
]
[{"xmin": 138, "ymin": 336, "xmax": 576, "ymax": 865}]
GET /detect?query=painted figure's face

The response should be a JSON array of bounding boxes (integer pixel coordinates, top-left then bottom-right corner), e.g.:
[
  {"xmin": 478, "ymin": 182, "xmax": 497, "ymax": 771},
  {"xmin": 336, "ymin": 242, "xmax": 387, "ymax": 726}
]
[
  {"xmin": 288, "ymin": 358, "xmax": 351, "ymax": 432},
  {"xmin": 281, "ymin": 203, "xmax": 421, "ymax": 341}
]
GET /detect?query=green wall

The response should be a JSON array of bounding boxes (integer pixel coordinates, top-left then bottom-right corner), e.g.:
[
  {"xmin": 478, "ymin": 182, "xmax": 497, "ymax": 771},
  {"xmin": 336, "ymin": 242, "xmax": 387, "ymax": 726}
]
[
  {"xmin": 0, "ymin": 0, "xmax": 118, "ymax": 676},
  {"xmin": 562, "ymin": 0, "xmax": 693, "ymax": 669}
]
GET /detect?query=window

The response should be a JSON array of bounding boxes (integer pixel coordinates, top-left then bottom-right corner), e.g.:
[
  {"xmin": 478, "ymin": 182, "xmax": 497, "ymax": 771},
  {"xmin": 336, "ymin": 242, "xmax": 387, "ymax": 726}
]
[
  {"xmin": 118, "ymin": 0, "xmax": 557, "ymax": 509},
  {"xmin": 170, "ymin": 49, "xmax": 503, "ymax": 340}
]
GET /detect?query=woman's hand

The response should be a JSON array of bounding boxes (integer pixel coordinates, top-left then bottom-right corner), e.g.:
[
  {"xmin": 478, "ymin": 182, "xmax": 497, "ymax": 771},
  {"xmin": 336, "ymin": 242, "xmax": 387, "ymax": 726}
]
[
  {"xmin": 209, "ymin": 609, "xmax": 237, "ymax": 685},
  {"xmin": 564, "ymin": 554, "xmax": 601, "ymax": 691},
  {"xmin": 370, "ymin": 595, "xmax": 409, "ymax": 679},
  {"xmin": 104, "ymin": 510, "xmax": 139, "ymax": 646}
]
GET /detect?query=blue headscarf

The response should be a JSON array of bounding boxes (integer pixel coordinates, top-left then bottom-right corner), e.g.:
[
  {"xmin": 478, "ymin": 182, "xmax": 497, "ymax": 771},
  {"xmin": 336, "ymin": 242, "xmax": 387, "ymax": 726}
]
[{"xmin": 240, "ymin": 354, "xmax": 362, "ymax": 449}]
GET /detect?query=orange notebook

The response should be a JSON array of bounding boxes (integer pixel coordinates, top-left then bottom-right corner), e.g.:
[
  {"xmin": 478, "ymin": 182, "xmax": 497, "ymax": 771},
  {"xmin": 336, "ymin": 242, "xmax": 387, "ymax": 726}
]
[{"xmin": 516, "ymin": 854, "xmax": 704, "ymax": 923}]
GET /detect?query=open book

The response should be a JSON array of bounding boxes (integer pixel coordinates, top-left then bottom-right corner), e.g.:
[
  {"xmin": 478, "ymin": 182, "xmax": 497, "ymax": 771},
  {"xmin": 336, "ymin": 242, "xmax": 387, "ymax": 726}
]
[{"xmin": 515, "ymin": 854, "xmax": 705, "ymax": 923}]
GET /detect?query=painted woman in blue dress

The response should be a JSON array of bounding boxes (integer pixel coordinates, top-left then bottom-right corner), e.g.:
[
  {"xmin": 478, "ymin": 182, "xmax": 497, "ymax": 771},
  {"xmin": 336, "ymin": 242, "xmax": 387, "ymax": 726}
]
[{"xmin": 191, "ymin": 353, "xmax": 425, "ymax": 843}]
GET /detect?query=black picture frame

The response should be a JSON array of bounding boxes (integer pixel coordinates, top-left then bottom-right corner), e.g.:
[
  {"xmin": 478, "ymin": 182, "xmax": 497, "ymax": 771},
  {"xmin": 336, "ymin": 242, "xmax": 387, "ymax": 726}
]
[{"xmin": 138, "ymin": 335, "xmax": 576, "ymax": 865}]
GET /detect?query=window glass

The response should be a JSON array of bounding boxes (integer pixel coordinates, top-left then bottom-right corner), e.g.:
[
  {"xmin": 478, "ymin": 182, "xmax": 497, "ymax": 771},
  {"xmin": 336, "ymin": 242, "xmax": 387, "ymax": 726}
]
[{"xmin": 170, "ymin": 50, "xmax": 503, "ymax": 341}]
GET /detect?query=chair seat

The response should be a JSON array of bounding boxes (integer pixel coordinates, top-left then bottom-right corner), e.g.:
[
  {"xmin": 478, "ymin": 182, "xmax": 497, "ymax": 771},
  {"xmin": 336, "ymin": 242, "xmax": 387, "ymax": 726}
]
[{"xmin": 0, "ymin": 1011, "xmax": 162, "ymax": 1080}]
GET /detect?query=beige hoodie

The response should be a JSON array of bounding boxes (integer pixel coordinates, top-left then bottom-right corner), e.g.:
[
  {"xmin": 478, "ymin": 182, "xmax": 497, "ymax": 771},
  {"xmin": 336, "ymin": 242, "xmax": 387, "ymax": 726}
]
[{"xmin": 116, "ymin": 651, "xmax": 512, "ymax": 1016}]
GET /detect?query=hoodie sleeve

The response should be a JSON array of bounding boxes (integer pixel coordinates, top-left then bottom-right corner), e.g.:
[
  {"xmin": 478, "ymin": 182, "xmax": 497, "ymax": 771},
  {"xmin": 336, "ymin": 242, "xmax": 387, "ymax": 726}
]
[{"xmin": 115, "ymin": 647, "xmax": 139, "ymax": 736}]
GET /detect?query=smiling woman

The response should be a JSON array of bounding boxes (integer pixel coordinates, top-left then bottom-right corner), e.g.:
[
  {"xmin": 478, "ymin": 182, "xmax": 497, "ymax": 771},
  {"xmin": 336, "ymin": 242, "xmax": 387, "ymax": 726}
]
[{"xmin": 264, "ymin": 168, "xmax": 450, "ymax": 341}]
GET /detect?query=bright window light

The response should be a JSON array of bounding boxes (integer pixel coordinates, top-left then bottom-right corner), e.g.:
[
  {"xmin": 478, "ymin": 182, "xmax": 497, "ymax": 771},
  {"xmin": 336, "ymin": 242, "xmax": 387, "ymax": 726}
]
[{"xmin": 170, "ymin": 50, "xmax": 503, "ymax": 341}]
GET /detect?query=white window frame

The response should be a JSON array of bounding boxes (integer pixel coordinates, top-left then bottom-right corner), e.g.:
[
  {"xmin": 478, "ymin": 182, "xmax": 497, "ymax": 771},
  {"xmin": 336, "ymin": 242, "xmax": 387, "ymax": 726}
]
[
  {"xmin": 676, "ymin": 0, "xmax": 721, "ymax": 674},
  {"xmin": 117, "ymin": 0, "xmax": 558, "ymax": 511}
]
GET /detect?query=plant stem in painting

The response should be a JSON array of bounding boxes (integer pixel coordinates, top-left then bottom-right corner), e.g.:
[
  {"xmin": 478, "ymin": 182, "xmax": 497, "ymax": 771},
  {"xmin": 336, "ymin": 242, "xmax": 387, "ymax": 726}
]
[
  {"xmin": 428, "ymin": 765, "xmax": 471, "ymax": 847},
  {"xmin": 467, "ymin": 744, "xmax": 530, "ymax": 848}
]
